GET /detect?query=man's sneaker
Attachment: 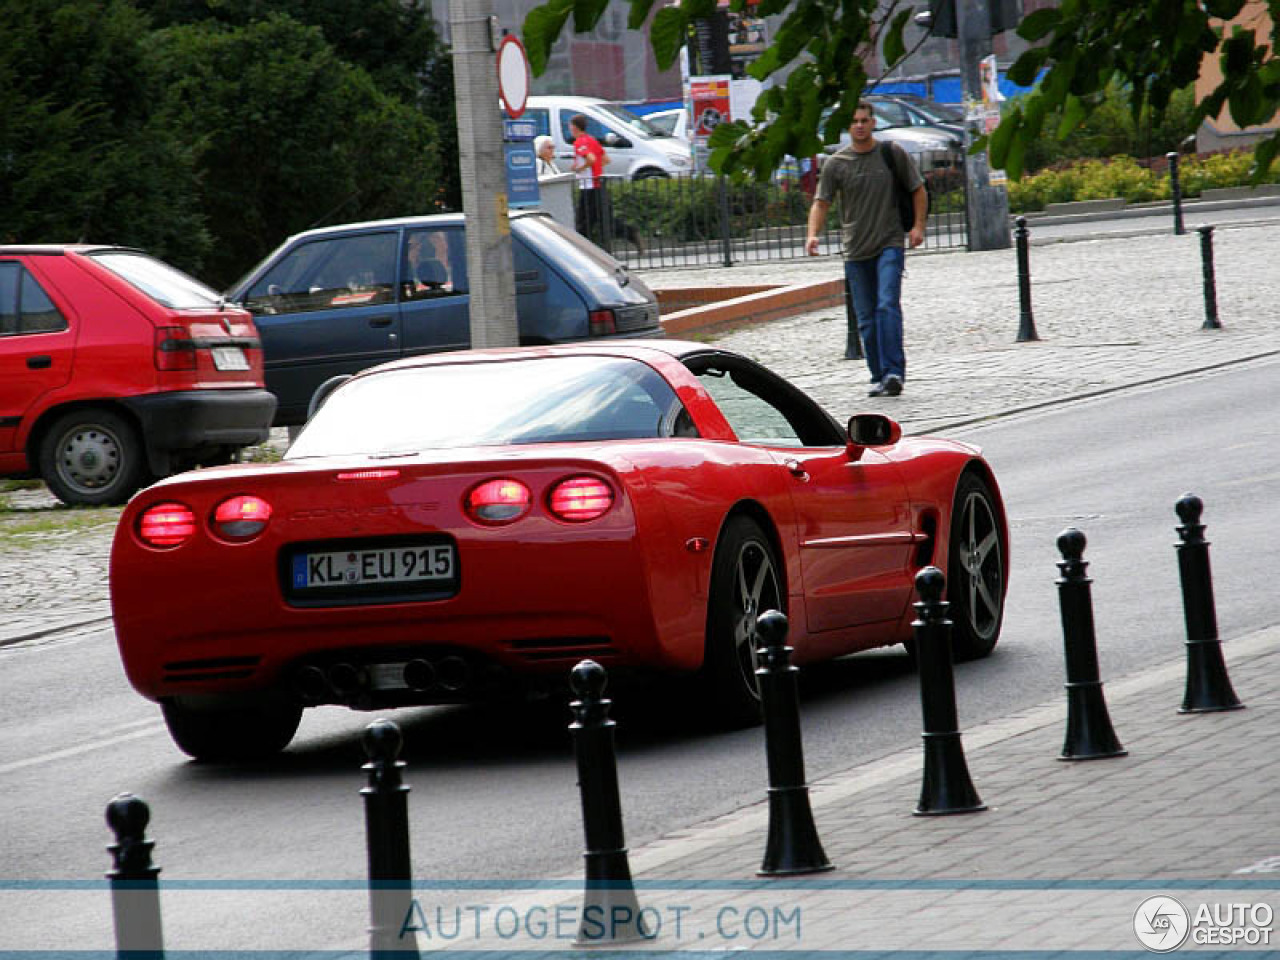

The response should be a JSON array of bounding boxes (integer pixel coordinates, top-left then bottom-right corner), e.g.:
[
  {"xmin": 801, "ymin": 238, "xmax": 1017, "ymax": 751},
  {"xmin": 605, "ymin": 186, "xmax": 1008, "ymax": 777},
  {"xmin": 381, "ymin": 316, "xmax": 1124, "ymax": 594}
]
[
  {"xmin": 883, "ymin": 374, "xmax": 903, "ymax": 396},
  {"xmin": 867, "ymin": 381, "xmax": 887, "ymax": 397}
]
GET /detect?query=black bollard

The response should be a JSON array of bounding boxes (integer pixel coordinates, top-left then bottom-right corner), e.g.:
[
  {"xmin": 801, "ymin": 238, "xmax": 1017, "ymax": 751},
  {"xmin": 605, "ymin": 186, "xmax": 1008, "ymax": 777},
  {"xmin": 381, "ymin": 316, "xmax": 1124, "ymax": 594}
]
[
  {"xmin": 1198, "ymin": 225, "xmax": 1222, "ymax": 330},
  {"xmin": 1168, "ymin": 152, "xmax": 1186, "ymax": 236},
  {"xmin": 1014, "ymin": 216, "xmax": 1040, "ymax": 342},
  {"xmin": 1175, "ymin": 495, "xmax": 1243, "ymax": 713},
  {"xmin": 755, "ymin": 610, "xmax": 833, "ymax": 876},
  {"xmin": 842, "ymin": 275, "xmax": 864, "ymax": 360},
  {"xmin": 568, "ymin": 660, "xmax": 648, "ymax": 944},
  {"xmin": 361, "ymin": 719, "xmax": 420, "ymax": 959},
  {"xmin": 912, "ymin": 567, "xmax": 986, "ymax": 816},
  {"xmin": 106, "ymin": 793, "xmax": 165, "ymax": 959},
  {"xmin": 1055, "ymin": 529, "xmax": 1127, "ymax": 761}
]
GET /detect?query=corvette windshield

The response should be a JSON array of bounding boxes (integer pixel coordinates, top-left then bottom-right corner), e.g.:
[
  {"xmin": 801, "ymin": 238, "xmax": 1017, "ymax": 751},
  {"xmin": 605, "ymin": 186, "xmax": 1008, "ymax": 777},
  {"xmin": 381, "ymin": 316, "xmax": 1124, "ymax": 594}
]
[{"xmin": 287, "ymin": 356, "xmax": 682, "ymax": 457}]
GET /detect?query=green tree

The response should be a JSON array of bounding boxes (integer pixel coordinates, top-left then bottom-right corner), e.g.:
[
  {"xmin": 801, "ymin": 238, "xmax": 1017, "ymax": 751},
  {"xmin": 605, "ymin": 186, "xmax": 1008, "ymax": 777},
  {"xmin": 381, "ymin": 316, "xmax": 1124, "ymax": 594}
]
[
  {"xmin": 992, "ymin": 0, "xmax": 1279, "ymax": 180},
  {"xmin": 523, "ymin": 0, "xmax": 1280, "ymax": 182},
  {"xmin": 0, "ymin": 0, "xmax": 208, "ymax": 259},
  {"xmin": 136, "ymin": 0, "xmax": 461, "ymax": 215},
  {"xmin": 145, "ymin": 14, "xmax": 444, "ymax": 285}
]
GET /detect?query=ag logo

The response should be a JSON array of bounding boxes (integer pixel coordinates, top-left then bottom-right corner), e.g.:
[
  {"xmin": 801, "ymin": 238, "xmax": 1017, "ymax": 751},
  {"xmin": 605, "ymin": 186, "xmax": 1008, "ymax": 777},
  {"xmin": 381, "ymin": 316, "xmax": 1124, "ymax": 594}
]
[{"xmin": 1134, "ymin": 896, "xmax": 1190, "ymax": 952}]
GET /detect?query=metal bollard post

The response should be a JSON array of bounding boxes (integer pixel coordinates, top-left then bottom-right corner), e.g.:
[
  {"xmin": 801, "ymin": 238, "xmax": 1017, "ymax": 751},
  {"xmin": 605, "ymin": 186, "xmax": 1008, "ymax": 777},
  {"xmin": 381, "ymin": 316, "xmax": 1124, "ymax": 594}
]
[
  {"xmin": 755, "ymin": 610, "xmax": 833, "ymax": 876},
  {"xmin": 1055, "ymin": 529, "xmax": 1127, "ymax": 760},
  {"xmin": 568, "ymin": 660, "xmax": 648, "ymax": 944},
  {"xmin": 1168, "ymin": 152, "xmax": 1185, "ymax": 235},
  {"xmin": 106, "ymin": 793, "xmax": 165, "ymax": 959},
  {"xmin": 1175, "ymin": 495, "xmax": 1243, "ymax": 713},
  {"xmin": 842, "ymin": 275, "xmax": 864, "ymax": 360},
  {"xmin": 361, "ymin": 719, "xmax": 419, "ymax": 959},
  {"xmin": 716, "ymin": 176, "xmax": 733, "ymax": 268},
  {"xmin": 1198, "ymin": 225, "xmax": 1222, "ymax": 330},
  {"xmin": 1014, "ymin": 217, "xmax": 1040, "ymax": 342},
  {"xmin": 912, "ymin": 567, "xmax": 986, "ymax": 816}
]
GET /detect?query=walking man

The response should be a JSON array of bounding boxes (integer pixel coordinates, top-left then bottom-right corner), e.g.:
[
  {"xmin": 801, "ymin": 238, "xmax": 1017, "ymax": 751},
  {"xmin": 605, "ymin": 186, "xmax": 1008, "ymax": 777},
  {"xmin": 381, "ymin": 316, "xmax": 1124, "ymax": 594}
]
[{"xmin": 805, "ymin": 100, "xmax": 927, "ymax": 396}]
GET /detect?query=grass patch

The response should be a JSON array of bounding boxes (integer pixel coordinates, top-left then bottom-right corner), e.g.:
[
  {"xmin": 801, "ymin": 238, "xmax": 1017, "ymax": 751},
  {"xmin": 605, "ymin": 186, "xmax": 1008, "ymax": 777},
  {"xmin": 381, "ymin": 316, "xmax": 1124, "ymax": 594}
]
[{"xmin": 0, "ymin": 501, "xmax": 122, "ymax": 548}]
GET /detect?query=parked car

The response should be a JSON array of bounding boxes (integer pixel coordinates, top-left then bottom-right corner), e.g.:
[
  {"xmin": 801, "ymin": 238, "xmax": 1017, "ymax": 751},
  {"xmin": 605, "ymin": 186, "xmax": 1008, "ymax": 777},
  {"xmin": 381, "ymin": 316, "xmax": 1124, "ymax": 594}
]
[
  {"xmin": 822, "ymin": 101, "xmax": 963, "ymax": 172},
  {"xmin": 224, "ymin": 211, "xmax": 663, "ymax": 427},
  {"xmin": 524, "ymin": 95, "xmax": 693, "ymax": 179},
  {"xmin": 867, "ymin": 95, "xmax": 965, "ymax": 140},
  {"xmin": 644, "ymin": 107, "xmax": 690, "ymax": 141},
  {"xmin": 0, "ymin": 245, "xmax": 275, "ymax": 506},
  {"xmin": 110, "ymin": 341, "xmax": 1009, "ymax": 761}
]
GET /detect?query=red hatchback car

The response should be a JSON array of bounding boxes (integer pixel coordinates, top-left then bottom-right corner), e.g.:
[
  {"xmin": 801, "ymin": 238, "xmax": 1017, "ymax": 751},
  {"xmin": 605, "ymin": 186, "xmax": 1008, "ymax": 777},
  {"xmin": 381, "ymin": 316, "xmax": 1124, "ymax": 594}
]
[
  {"xmin": 0, "ymin": 245, "xmax": 276, "ymax": 505},
  {"xmin": 110, "ymin": 342, "xmax": 1009, "ymax": 761}
]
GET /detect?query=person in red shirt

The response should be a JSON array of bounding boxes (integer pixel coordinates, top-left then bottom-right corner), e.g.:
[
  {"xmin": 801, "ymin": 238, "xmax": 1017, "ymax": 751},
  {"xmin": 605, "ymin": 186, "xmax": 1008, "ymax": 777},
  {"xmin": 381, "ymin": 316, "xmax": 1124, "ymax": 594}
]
[{"xmin": 569, "ymin": 113, "xmax": 610, "ymax": 248}]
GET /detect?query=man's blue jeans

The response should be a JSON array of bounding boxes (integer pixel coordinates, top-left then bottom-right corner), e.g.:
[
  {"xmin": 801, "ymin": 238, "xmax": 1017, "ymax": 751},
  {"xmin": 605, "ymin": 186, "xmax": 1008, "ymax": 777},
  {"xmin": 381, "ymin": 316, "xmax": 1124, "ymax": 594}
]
[{"xmin": 844, "ymin": 246, "xmax": 906, "ymax": 384}]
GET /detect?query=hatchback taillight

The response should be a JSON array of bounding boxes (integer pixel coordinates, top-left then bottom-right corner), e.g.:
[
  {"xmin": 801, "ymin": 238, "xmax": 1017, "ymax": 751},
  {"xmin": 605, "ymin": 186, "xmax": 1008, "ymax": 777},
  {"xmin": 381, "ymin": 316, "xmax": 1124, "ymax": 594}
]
[
  {"xmin": 588, "ymin": 309, "xmax": 617, "ymax": 336},
  {"xmin": 465, "ymin": 478, "xmax": 532, "ymax": 525},
  {"xmin": 212, "ymin": 495, "xmax": 272, "ymax": 541},
  {"xmin": 154, "ymin": 326, "xmax": 196, "ymax": 371},
  {"xmin": 548, "ymin": 475, "xmax": 614, "ymax": 522},
  {"xmin": 138, "ymin": 502, "xmax": 196, "ymax": 547}
]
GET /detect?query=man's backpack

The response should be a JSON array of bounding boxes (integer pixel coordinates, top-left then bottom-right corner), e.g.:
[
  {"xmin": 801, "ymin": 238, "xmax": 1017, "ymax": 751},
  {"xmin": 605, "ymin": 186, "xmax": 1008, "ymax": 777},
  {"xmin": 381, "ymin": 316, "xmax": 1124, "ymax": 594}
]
[{"xmin": 879, "ymin": 142, "xmax": 930, "ymax": 232}]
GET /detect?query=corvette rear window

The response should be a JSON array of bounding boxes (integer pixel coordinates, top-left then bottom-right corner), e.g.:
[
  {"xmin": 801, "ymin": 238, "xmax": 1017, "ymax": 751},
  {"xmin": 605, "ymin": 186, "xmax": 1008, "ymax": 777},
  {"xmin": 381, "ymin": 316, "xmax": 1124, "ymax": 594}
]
[{"xmin": 288, "ymin": 356, "xmax": 685, "ymax": 457}]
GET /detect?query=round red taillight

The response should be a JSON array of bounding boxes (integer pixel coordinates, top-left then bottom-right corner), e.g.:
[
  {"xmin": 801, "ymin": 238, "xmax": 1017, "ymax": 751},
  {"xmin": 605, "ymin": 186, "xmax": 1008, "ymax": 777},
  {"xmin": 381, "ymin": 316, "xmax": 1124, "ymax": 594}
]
[
  {"xmin": 212, "ymin": 495, "xmax": 273, "ymax": 541},
  {"xmin": 548, "ymin": 475, "xmax": 614, "ymax": 522},
  {"xmin": 465, "ymin": 478, "xmax": 532, "ymax": 525},
  {"xmin": 138, "ymin": 502, "xmax": 196, "ymax": 548}
]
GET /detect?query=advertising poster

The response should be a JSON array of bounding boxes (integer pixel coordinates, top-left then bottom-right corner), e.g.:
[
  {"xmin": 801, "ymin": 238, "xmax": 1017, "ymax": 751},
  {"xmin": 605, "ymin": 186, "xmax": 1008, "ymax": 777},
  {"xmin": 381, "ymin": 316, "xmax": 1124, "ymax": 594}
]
[{"xmin": 690, "ymin": 75, "xmax": 732, "ymax": 143}]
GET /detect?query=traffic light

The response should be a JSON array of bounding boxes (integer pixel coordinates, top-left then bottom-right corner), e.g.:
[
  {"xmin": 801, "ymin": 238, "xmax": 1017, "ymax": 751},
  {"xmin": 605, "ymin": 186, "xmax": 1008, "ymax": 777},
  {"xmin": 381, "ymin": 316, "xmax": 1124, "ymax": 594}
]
[{"xmin": 920, "ymin": 0, "xmax": 1022, "ymax": 39}]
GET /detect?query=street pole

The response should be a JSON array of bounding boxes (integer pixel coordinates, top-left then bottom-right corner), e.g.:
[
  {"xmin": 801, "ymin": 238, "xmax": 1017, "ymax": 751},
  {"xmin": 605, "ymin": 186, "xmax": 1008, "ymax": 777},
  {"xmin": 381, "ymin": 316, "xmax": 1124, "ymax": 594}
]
[
  {"xmin": 449, "ymin": 0, "xmax": 519, "ymax": 348},
  {"xmin": 956, "ymin": 0, "xmax": 1011, "ymax": 251}
]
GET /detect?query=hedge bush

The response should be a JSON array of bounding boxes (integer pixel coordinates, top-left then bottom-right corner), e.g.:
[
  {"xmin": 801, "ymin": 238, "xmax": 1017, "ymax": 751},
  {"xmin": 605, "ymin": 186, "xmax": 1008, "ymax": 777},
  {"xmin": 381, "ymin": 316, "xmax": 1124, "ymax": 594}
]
[{"xmin": 1007, "ymin": 149, "xmax": 1280, "ymax": 212}]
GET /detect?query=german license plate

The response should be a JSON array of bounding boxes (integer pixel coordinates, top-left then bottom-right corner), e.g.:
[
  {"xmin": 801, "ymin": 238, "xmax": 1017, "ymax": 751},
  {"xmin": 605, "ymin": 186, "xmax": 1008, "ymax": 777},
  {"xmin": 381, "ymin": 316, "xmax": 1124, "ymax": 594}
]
[
  {"xmin": 211, "ymin": 345, "xmax": 249, "ymax": 371},
  {"xmin": 292, "ymin": 544, "xmax": 455, "ymax": 590}
]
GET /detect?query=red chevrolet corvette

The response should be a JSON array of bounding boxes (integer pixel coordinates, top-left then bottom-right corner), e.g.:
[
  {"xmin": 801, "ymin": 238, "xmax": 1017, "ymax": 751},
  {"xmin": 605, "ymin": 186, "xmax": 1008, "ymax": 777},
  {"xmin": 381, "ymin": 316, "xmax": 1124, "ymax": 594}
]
[{"xmin": 110, "ymin": 341, "xmax": 1009, "ymax": 760}]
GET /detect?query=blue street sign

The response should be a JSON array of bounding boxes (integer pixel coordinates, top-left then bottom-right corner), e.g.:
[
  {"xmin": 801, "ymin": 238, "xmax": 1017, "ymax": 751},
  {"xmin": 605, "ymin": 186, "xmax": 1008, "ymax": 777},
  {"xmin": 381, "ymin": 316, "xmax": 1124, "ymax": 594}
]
[
  {"xmin": 504, "ymin": 118, "xmax": 538, "ymax": 142},
  {"xmin": 505, "ymin": 142, "xmax": 540, "ymax": 208}
]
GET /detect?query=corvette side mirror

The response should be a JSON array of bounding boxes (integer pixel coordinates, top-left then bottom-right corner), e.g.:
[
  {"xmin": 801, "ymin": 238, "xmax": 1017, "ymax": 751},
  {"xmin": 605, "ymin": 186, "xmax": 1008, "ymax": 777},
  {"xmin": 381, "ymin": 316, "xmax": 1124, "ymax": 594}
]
[{"xmin": 847, "ymin": 413, "xmax": 902, "ymax": 458}]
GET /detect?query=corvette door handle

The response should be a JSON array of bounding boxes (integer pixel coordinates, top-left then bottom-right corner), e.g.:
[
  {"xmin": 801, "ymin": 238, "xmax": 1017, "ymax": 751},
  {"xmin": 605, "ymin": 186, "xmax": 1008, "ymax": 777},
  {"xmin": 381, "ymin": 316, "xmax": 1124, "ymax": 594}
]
[
  {"xmin": 367, "ymin": 314, "xmax": 394, "ymax": 328},
  {"xmin": 784, "ymin": 459, "xmax": 809, "ymax": 481},
  {"xmin": 26, "ymin": 355, "xmax": 52, "ymax": 369}
]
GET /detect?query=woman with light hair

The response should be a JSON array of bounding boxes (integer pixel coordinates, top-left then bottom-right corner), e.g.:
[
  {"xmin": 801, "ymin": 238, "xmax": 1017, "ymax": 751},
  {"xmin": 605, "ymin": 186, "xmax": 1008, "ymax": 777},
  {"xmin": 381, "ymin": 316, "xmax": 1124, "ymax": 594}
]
[{"xmin": 534, "ymin": 135, "xmax": 560, "ymax": 177}]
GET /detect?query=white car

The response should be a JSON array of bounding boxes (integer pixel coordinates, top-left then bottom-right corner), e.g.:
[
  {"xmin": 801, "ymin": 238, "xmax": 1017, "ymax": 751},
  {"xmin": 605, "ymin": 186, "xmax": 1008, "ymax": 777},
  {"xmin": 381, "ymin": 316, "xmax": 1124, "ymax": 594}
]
[
  {"xmin": 644, "ymin": 107, "xmax": 690, "ymax": 141},
  {"xmin": 525, "ymin": 95, "xmax": 693, "ymax": 179}
]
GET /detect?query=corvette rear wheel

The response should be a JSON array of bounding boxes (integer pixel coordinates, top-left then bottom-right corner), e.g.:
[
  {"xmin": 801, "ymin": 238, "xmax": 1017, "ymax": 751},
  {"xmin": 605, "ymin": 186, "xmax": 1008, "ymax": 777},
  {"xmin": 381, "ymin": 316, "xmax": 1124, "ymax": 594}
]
[
  {"xmin": 946, "ymin": 472, "xmax": 1005, "ymax": 661},
  {"xmin": 704, "ymin": 515, "xmax": 783, "ymax": 727},
  {"xmin": 161, "ymin": 698, "xmax": 303, "ymax": 762}
]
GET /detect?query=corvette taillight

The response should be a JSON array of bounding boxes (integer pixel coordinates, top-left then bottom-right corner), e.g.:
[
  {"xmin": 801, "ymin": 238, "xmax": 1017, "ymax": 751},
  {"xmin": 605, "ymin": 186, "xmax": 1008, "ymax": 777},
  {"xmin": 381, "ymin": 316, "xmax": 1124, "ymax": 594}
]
[
  {"xmin": 138, "ymin": 502, "xmax": 196, "ymax": 547},
  {"xmin": 212, "ymin": 495, "xmax": 272, "ymax": 541},
  {"xmin": 548, "ymin": 475, "xmax": 614, "ymax": 522},
  {"xmin": 588, "ymin": 309, "xmax": 617, "ymax": 336},
  {"xmin": 466, "ymin": 478, "xmax": 532, "ymax": 525}
]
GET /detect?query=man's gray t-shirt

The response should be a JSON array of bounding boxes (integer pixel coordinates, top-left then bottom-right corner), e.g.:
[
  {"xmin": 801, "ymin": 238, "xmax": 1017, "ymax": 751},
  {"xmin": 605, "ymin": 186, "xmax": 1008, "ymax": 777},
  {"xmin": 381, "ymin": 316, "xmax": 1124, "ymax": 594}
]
[{"xmin": 815, "ymin": 141, "xmax": 923, "ymax": 262}]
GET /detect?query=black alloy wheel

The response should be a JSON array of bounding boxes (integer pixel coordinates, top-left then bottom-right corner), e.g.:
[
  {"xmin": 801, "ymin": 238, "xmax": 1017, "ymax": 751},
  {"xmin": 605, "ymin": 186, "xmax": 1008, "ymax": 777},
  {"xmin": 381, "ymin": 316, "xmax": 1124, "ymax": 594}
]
[{"xmin": 946, "ymin": 472, "xmax": 1006, "ymax": 661}]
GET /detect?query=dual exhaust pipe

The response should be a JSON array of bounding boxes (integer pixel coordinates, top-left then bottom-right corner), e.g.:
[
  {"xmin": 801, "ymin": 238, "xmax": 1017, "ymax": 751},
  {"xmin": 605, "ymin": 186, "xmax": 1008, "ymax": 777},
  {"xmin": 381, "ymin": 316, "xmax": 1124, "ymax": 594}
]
[{"xmin": 292, "ymin": 655, "xmax": 471, "ymax": 703}]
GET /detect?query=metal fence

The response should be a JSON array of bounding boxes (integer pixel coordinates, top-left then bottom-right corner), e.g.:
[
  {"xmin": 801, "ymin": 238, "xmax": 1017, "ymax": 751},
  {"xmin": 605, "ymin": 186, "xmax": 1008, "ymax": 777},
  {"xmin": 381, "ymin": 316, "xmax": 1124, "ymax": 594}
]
[{"xmin": 575, "ymin": 152, "xmax": 968, "ymax": 270}]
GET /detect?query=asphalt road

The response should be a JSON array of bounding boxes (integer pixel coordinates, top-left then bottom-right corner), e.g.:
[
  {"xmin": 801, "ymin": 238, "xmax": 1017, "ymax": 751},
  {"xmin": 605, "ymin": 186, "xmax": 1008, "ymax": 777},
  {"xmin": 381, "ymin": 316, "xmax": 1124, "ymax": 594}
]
[{"xmin": 2, "ymin": 356, "xmax": 1278, "ymax": 952}]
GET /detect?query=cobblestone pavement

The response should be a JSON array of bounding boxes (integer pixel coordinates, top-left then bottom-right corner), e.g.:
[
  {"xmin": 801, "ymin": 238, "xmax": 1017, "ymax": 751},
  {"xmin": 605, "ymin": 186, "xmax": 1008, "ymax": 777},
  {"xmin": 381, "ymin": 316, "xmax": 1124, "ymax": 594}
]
[{"xmin": 3, "ymin": 219, "xmax": 1278, "ymax": 645}]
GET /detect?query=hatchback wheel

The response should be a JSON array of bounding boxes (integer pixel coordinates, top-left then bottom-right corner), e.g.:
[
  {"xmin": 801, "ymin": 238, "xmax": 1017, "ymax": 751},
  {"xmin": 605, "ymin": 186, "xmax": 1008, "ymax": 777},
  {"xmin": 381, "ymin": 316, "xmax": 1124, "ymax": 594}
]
[{"xmin": 39, "ymin": 408, "xmax": 146, "ymax": 506}]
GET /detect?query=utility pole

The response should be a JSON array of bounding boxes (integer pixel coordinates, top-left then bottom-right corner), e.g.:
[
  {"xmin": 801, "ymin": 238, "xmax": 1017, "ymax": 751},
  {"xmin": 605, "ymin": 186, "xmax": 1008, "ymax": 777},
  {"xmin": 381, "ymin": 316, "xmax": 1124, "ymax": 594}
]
[
  {"xmin": 955, "ymin": 0, "xmax": 1011, "ymax": 251},
  {"xmin": 449, "ymin": 0, "xmax": 519, "ymax": 347}
]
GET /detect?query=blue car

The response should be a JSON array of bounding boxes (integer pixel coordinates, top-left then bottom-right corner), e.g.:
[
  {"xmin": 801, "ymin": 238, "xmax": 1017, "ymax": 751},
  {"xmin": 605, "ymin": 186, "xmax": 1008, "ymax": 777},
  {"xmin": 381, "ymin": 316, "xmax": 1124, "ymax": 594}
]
[{"xmin": 225, "ymin": 211, "xmax": 662, "ymax": 426}]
